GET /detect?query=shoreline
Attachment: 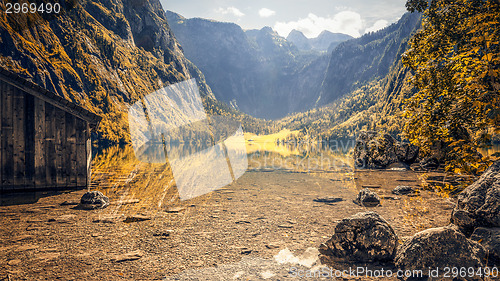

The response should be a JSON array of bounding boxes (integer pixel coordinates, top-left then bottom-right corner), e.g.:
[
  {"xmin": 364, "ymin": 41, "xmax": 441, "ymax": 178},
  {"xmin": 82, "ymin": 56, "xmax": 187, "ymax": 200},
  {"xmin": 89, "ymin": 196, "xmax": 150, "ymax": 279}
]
[{"xmin": 0, "ymin": 168, "xmax": 457, "ymax": 280}]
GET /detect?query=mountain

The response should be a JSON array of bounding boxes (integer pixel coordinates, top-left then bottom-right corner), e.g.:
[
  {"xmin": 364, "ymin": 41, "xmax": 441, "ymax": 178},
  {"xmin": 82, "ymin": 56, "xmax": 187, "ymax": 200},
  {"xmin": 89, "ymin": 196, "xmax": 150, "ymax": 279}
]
[
  {"xmin": 165, "ymin": 10, "xmax": 419, "ymax": 121},
  {"xmin": 0, "ymin": 0, "xmax": 271, "ymax": 144},
  {"xmin": 166, "ymin": 11, "xmax": 330, "ymax": 119},
  {"xmin": 311, "ymin": 31, "xmax": 353, "ymax": 52},
  {"xmin": 280, "ymin": 12, "xmax": 422, "ymax": 140},
  {"xmin": 287, "ymin": 30, "xmax": 353, "ymax": 52},
  {"xmin": 317, "ymin": 12, "xmax": 421, "ymax": 105},
  {"xmin": 286, "ymin": 30, "xmax": 312, "ymax": 51}
]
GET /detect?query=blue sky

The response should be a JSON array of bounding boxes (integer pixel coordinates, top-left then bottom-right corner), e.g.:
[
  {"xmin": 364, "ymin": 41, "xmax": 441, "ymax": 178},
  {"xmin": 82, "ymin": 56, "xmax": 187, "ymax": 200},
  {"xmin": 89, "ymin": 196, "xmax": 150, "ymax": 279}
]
[{"xmin": 161, "ymin": 0, "xmax": 408, "ymax": 38}]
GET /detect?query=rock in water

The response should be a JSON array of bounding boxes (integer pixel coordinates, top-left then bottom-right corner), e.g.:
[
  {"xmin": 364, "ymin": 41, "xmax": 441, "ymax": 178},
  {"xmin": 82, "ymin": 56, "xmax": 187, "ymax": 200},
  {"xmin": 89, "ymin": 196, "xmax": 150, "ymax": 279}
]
[
  {"xmin": 353, "ymin": 131, "xmax": 419, "ymax": 169},
  {"xmin": 392, "ymin": 186, "xmax": 416, "ymax": 195},
  {"xmin": 354, "ymin": 188, "xmax": 380, "ymax": 207},
  {"xmin": 319, "ymin": 212, "xmax": 398, "ymax": 262},
  {"xmin": 78, "ymin": 191, "xmax": 110, "ymax": 210},
  {"xmin": 470, "ymin": 227, "xmax": 500, "ymax": 264},
  {"xmin": 395, "ymin": 224, "xmax": 485, "ymax": 278},
  {"xmin": 451, "ymin": 160, "xmax": 500, "ymax": 235}
]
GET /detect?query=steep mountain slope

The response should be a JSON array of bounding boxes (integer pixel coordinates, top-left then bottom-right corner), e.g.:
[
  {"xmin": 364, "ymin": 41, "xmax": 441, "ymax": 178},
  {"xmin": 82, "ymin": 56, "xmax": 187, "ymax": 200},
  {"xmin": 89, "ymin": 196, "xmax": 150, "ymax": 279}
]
[
  {"xmin": 0, "ymin": 0, "xmax": 269, "ymax": 144},
  {"xmin": 280, "ymin": 12, "xmax": 421, "ymax": 140},
  {"xmin": 280, "ymin": 53, "xmax": 416, "ymax": 141},
  {"xmin": 166, "ymin": 11, "xmax": 332, "ymax": 119},
  {"xmin": 317, "ymin": 12, "xmax": 421, "ymax": 105}
]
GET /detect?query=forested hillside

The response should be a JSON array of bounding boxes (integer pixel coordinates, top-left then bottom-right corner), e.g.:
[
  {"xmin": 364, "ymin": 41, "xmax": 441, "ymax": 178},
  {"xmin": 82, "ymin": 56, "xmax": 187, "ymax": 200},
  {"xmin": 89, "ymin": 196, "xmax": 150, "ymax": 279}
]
[
  {"xmin": 280, "ymin": 58, "xmax": 415, "ymax": 141},
  {"xmin": 0, "ymin": 0, "xmax": 273, "ymax": 145},
  {"xmin": 280, "ymin": 12, "xmax": 421, "ymax": 140},
  {"xmin": 317, "ymin": 12, "xmax": 421, "ymax": 105},
  {"xmin": 283, "ymin": 0, "xmax": 500, "ymax": 174}
]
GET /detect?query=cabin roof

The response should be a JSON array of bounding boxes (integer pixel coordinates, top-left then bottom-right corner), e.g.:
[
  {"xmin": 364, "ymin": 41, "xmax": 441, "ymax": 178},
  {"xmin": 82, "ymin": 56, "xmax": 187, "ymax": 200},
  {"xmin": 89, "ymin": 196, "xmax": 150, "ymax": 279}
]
[{"xmin": 0, "ymin": 67, "xmax": 102, "ymax": 126}]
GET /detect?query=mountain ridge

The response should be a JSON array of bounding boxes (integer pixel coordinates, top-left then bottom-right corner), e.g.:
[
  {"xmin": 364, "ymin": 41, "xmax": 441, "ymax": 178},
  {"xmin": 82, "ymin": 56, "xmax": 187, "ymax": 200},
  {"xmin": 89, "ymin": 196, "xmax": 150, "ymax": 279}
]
[
  {"xmin": 280, "ymin": 12, "xmax": 422, "ymax": 140},
  {"xmin": 0, "ymin": 0, "xmax": 275, "ymax": 144},
  {"xmin": 166, "ymin": 11, "xmax": 347, "ymax": 120},
  {"xmin": 286, "ymin": 29, "xmax": 353, "ymax": 52},
  {"xmin": 317, "ymin": 12, "xmax": 421, "ymax": 105}
]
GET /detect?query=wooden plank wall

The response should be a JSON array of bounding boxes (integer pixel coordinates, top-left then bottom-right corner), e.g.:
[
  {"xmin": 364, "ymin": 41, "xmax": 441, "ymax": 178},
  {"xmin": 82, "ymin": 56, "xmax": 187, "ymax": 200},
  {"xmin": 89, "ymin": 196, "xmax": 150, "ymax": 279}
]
[
  {"xmin": 13, "ymin": 88, "xmax": 25, "ymax": 187},
  {"xmin": 34, "ymin": 98, "xmax": 46, "ymax": 188},
  {"xmin": 24, "ymin": 95, "xmax": 35, "ymax": 189},
  {"xmin": 1, "ymin": 82, "xmax": 90, "ymax": 191},
  {"xmin": 1, "ymin": 82, "xmax": 14, "ymax": 190},
  {"xmin": 76, "ymin": 118, "xmax": 87, "ymax": 188}
]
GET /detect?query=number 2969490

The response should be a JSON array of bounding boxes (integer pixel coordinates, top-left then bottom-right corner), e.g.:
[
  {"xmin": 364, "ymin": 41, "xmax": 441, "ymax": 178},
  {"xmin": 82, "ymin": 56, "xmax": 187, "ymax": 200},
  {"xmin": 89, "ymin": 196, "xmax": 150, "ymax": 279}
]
[{"xmin": 5, "ymin": 2, "xmax": 61, "ymax": 14}]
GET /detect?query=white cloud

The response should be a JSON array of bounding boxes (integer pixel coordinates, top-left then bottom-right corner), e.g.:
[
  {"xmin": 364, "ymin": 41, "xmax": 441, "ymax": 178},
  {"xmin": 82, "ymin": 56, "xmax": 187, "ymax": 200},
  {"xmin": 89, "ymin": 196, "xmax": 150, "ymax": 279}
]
[
  {"xmin": 215, "ymin": 7, "xmax": 245, "ymax": 17},
  {"xmin": 365, "ymin": 19, "xmax": 389, "ymax": 33},
  {"xmin": 258, "ymin": 8, "xmax": 276, "ymax": 18},
  {"xmin": 274, "ymin": 11, "xmax": 363, "ymax": 39}
]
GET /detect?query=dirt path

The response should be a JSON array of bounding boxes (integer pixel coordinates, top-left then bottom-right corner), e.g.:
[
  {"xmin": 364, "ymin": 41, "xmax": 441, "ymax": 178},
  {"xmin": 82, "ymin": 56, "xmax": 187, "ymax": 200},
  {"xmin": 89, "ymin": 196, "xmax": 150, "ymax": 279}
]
[{"xmin": 0, "ymin": 169, "xmax": 456, "ymax": 280}]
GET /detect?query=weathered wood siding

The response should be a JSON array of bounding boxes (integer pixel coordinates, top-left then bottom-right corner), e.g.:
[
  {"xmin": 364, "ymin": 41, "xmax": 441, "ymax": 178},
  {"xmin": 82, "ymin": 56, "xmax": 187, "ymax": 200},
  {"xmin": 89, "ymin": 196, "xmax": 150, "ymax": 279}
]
[{"xmin": 1, "ymin": 82, "xmax": 91, "ymax": 191}]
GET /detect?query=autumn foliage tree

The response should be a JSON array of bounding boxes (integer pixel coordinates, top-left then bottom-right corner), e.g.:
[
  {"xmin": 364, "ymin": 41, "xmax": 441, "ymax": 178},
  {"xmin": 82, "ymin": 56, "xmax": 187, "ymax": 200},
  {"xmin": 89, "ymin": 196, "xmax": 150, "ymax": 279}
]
[{"xmin": 403, "ymin": 0, "xmax": 500, "ymax": 174}]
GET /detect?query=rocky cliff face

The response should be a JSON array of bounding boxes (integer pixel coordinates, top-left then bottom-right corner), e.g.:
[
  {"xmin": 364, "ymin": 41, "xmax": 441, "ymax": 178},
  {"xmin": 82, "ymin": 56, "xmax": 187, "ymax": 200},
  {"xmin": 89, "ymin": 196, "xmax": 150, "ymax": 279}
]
[
  {"xmin": 0, "ymin": 0, "xmax": 214, "ymax": 144},
  {"xmin": 317, "ymin": 12, "xmax": 421, "ymax": 105},
  {"xmin": 166, "ymin": 11, "xmax": 333, "ymax": 120},
  {"xmin": 166, "ymin": 10, "xmax": 419, "ymax": 120}
]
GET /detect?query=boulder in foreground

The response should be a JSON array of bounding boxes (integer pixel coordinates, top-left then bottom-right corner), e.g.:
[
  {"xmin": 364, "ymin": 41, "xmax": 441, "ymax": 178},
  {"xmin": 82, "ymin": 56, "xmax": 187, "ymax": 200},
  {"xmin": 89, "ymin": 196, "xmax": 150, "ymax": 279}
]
[
  {"xmin": 354, "ymin": 188, "xmax": 380, "ymax": 207},
  {"xmin": 451, "ymin": 160, "xmax": 500, "ymax": 235},
  {"xmin": 319, "ymin": 212, "xmax": 398, "ymax": 262},
  {"xmin": 78, "ymin": 191, "xmax": 110, "ymax": 210},
  {"xmin": 395, "ymin": 224, "xmax": 485, "ymax": 278}
]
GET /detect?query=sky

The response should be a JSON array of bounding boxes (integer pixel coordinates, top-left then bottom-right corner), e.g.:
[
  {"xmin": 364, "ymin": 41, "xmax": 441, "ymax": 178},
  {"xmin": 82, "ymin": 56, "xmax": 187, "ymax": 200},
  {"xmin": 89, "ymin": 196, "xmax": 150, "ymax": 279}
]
[{"xmin": 160, "ymin": 0, "xmax": 409, "ymax": 38}]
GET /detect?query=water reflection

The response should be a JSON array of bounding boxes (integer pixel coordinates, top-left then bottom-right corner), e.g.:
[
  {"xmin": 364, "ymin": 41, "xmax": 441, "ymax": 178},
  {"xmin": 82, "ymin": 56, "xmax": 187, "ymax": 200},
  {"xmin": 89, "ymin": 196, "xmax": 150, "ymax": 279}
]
[
  {"xmin": 90, "ymin": 138, "xmax": 357, "ymax": 214},
  {"xmin": 246, "ymin": 139, "xmax": 355, "ymax": 173},
  {"xmin": 91, "ymin": 146, "xmax": 176, "ymax": 215}
]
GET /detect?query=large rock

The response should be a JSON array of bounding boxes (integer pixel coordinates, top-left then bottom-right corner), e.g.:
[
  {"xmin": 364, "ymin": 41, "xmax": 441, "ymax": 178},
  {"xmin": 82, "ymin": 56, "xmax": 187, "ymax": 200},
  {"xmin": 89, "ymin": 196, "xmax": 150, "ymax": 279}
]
[
  {"xmin": 470, "ymin": 227, "xmax": 500, "ymax": 264},
  {"xmin": 395, "ymin": 224, "xmax": 485, "ymax": 278},
  {"xmin": 354, "ymin": 188, "xmax": 380, "ymax": 207},
  {"xmin": 78, "ymin": 191, "xmax": 110, "ymax": 210},
  {"xmin": 319, "ymin": 212, "xmax": 398, "ymax": 262},
  {"xmin": 395, "ymin": 142, "xmax": 420, "ymax": 165},
  {"xmin": 451, "ymin": 161, "xmax": 500, "ymax": 235},
  {"xmin": 354, "ymin": 131, "xmax": 419, "ymax": 169}
]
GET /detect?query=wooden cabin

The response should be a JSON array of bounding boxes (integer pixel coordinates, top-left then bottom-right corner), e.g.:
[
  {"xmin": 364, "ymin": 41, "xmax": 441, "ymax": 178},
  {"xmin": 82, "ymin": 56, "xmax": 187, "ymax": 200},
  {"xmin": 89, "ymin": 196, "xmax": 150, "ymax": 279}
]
[{"xmin": 0, "ymin": 68, "xmax": 101, "ymax": 191}]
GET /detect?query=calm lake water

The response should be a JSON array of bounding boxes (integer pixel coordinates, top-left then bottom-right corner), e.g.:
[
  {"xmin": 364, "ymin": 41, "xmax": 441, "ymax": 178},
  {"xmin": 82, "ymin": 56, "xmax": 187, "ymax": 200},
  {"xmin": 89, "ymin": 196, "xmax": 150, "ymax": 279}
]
[
  {"xmin": 84, "ymin": 139, "xmax": 357, "ymax": 213},
  {"xmin": 2, "ymin": 140, "xmax": 497, "ymax": 207}
]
